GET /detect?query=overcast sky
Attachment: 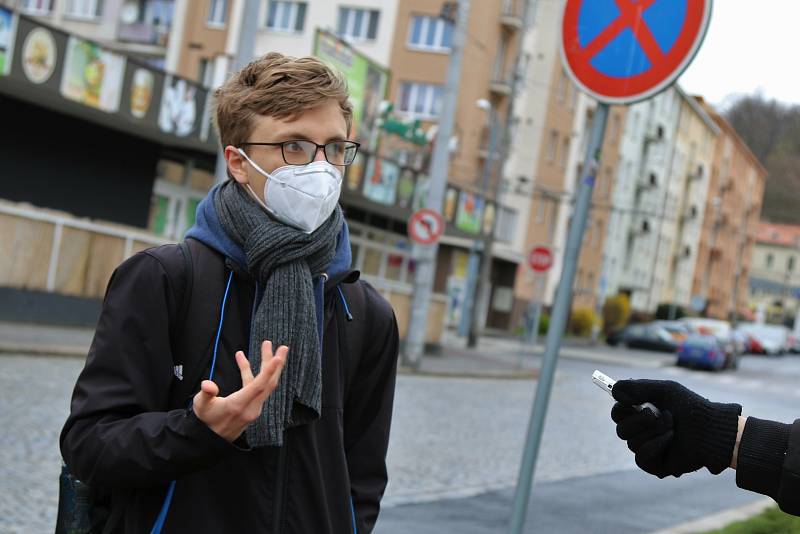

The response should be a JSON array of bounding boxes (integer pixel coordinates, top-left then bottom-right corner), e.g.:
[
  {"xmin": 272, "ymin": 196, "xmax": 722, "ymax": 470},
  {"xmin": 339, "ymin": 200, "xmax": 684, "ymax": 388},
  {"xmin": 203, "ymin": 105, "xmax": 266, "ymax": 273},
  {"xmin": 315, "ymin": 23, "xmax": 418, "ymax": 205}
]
[{"xmin": 678, "ymin": 0, "xmax": 800, "ymax": 107}]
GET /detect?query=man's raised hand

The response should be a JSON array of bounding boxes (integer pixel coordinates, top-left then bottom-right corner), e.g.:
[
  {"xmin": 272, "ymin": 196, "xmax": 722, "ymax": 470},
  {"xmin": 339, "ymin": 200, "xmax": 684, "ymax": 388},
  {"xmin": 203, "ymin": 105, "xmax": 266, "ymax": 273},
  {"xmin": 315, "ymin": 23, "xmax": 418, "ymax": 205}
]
[{"xmin": 193, "ymin": 340, "xmax": 287, "ymax": 442}]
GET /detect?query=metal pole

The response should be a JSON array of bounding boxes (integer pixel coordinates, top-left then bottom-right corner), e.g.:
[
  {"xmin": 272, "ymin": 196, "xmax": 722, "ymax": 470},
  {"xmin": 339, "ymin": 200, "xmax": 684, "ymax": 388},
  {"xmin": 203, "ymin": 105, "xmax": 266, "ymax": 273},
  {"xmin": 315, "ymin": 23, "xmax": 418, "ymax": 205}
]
[
  {"xmin": 460, "ymin": 105, "xmax": 498, "ymax": 341},
  {"xmin": 403, "ymin": 0, "xmax": 471, "ymax": 368},
  {"xmin": 214, "ymin": 0, "xmax": 262, "ymax": 184},
  {"xmin": 507, "ymin": 103, "xmax": 610, "ymax": 534}
]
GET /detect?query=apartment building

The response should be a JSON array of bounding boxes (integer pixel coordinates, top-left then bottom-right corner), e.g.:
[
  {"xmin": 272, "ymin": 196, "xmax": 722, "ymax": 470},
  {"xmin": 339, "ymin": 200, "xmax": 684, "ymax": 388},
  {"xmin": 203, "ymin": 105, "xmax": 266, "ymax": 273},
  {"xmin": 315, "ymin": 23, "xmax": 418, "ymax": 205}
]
[
  {"xmin": 654, "ymin": 89, "xmax": 718, "ymax": 311},
  {"xmin": 602, "ymin": 86, "xmax": 718, "ymax": 315},
  {"xmin": 506, "ymin": 0, "xmax": 625, "ymax": 324},
  {"xmin": 12, "ymin": 0, "xmax": 176, "ymax": 65},
  {"xmin": 749, "ymin": 222, "xmax": 800, "ymax": 319},
  {"xmin": 692, "ymin": 100, "xmax": 766, "ymax": 320},
  {"xmin": 376, "ymin": 0, "xmax": 526, "ymax": 333}
]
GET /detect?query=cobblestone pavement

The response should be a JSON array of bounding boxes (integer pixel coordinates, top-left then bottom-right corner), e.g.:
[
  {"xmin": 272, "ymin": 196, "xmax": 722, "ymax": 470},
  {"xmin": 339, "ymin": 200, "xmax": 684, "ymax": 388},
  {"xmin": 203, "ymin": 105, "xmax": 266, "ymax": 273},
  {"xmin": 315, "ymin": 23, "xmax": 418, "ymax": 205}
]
[
  {"xmin": 0, "ymin": 355, "xmax": 83, "ymax": 534},
  {"xmin": 3, "ymin": 350, "xmax": 800, "ymax": 532}
]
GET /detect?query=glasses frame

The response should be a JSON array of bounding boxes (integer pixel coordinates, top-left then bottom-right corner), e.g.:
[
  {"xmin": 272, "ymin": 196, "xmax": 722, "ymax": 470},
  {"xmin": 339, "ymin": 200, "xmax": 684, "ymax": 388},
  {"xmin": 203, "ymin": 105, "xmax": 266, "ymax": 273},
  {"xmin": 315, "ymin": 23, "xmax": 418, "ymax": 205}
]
[{"xmin": 239, "ymin": 139, "xmax": 361, "ymax": 166}]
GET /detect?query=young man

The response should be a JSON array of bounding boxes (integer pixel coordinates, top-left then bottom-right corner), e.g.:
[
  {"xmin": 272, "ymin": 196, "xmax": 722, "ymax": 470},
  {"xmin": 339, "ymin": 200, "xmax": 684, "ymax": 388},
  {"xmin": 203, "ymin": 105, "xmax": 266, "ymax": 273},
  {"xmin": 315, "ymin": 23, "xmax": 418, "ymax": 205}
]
[{"xmin": 61, "ymin": 53, "xmax": 399, "ymax": 533}]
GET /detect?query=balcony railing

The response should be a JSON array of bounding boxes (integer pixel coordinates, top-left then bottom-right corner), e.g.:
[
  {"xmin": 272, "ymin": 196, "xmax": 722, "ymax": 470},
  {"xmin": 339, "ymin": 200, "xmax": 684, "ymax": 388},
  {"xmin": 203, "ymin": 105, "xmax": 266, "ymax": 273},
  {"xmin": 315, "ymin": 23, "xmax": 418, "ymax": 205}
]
[
  {"xmin": 500, "ymin": 0, "xmax": 523, "ymax": 29},
  {"xmin": 117, "ymin": 22, "xmax": 170, "ymax": 46}
]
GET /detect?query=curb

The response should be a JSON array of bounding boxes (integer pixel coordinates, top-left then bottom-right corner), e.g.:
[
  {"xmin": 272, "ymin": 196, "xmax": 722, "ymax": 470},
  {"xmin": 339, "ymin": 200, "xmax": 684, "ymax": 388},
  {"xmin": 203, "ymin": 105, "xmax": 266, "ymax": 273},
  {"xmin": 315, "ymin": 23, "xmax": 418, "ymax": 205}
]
[
  {"xmin": 397, "ymin": 365, "xmax": 539, "ymax": 380},
  {"xmin": 0, "ymin": 343, "xmax": 87, "ymax": 357},
  {"xmin": 647, "ymin": 497, "xmax": 775, "ymax": 534}
]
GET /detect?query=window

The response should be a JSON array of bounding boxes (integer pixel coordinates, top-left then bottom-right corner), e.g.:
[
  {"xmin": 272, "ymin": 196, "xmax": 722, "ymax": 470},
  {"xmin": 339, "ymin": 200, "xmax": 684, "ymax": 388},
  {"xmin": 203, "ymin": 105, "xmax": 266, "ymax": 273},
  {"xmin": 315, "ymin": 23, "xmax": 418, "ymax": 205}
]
[
  {"xmin": 266, "ymin": 1, "xmax": 306, "ymax": 32},
  {"xmin": 65, "ymin": 0, "xmax": 103, "ymax": 19},
  {"xmin": 494, "ymin": 206, "xmax": 518, "ymax": 243},
  {"xmin": 207, "ymin": 0, "xmax": 228, "ymax": 26},
  {"xmin": 546, "ymin": 130, "xmax": 558, "ymax": 163},
  {"xmin": 398, "ymin": 82, "xmax": 443, "ymax": 119},
  {"xmin": 408, "ymin": 14, "xmax": 453, "ymax": 51},
  {"xmin": 559, "ymin": 136, "xmax": 570, "ymax": 167},
  {"xmin": 198, "ymin": 58, "xmax": 213, "ymax": 88},
  {"xmin": 789, "ymin": 256, "xmax": 796, "ymax": 272},
  {"xmin": 141, "ymin": 0, "xmax": 174, "ymax": 28},
  {"xmin": 338, "ymin": 7, "xmax": 379, "ymax": 41},
  {"xmin": 766, "ymin": 254, "xmax": 773, "ymax": 269},
  {"xmin": 20, "ymin": 0, "xmax": 52, "ymax": 14}
]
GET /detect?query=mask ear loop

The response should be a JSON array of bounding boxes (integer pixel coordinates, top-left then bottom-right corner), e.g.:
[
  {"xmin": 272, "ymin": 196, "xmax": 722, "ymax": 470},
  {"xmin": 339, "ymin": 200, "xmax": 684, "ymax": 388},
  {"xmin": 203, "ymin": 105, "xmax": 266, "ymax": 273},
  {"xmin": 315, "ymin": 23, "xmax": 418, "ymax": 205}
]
[{"xmin": 235, "ymin": 148, "xmax": 273, "ymax": 213}]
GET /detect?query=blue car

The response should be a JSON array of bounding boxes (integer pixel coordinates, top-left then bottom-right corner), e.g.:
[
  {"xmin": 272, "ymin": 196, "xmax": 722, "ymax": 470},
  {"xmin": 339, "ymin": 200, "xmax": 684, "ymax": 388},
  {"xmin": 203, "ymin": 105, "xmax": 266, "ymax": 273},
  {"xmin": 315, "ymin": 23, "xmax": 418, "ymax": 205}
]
[{"xmin": 676, "ymin": 334, "xmax": 727, "ymax": 370}]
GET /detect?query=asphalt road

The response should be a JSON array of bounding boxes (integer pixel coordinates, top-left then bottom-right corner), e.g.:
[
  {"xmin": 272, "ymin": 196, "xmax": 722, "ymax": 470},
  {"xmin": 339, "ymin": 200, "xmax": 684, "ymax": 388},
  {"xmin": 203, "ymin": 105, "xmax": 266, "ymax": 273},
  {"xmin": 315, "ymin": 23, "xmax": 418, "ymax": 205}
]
[{"xmin": 1, "ymin": 341, "xmax": 798, "ymax": 533}]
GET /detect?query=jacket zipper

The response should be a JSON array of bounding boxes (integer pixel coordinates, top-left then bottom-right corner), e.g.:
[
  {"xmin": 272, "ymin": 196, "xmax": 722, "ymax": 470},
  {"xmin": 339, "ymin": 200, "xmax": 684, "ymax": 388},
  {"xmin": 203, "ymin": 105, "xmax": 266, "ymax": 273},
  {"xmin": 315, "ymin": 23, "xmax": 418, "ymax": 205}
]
[{"xmin": 272, "ymin": 433, "xmax": 288, "ymax": 533}]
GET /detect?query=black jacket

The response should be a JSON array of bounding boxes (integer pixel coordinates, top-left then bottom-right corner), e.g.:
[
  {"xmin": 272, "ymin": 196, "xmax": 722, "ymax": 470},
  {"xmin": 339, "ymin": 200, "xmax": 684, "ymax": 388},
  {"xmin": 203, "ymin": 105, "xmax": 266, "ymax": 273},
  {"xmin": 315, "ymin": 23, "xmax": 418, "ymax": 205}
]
[
  {"xmin": 736, "ymin": 417, "xmax": 800, "ymax": 515},
  {"xmin": 60, "ymin": 239, "xmax": 399, "ymax": 533}
]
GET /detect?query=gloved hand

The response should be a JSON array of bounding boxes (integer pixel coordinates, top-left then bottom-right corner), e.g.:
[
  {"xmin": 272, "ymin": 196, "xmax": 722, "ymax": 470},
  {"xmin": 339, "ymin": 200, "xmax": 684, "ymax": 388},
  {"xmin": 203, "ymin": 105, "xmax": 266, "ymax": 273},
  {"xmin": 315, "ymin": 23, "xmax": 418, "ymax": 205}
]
[{"xmin": 611, "ymin": 379, "xmax": 742, "ymax": 478}]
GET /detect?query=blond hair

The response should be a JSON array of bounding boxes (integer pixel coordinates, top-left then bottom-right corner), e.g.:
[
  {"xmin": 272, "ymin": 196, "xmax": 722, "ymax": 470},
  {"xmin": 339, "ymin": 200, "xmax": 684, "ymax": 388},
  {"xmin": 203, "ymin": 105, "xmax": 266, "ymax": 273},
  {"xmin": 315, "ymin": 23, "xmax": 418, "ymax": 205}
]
[{"xmin": 213, "ymin": 52, "xmax": 353, "ymax": 148}]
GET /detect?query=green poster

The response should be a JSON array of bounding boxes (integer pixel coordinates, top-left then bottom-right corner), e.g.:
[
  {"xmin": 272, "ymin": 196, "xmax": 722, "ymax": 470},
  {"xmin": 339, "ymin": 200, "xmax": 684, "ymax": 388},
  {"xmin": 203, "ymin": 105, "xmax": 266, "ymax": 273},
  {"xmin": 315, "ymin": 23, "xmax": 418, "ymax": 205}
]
[
  {"xmin": 313, "ymin": 30, "xmax": 389, "ymax": 148},
  {"xmin": 0, "ymin": 7, "xmax": 16, "ymax": 76}
]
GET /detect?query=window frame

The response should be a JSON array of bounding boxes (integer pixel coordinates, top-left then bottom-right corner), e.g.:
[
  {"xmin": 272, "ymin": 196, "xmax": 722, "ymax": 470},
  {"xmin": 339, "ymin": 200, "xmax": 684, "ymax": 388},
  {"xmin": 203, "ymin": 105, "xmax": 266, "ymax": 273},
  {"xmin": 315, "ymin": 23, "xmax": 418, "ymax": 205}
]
[
  {"xmin": 63, "ymin": 0, "xmax": 104, "ymax": 21},
  {"xmin": 20, "ymin": 0, "xmax": 53, "ymax": 15},
  {"xmin": 397, "ymin": 81, "xmax": 444, "ymax": 120},
  {"xmin": 338, "ymin": 6, "xmax": 380, "ymax": 41},
  {"xmin": 207, "ymin": 0, "xmax": 228, "ymax": 28},
  {"xmin": 406, "ymin": 14, "xmax": 452, "ymax": 53},
  {"xmin": 265, "ymin": 0, "xmax": 307, "ymax": 33}
]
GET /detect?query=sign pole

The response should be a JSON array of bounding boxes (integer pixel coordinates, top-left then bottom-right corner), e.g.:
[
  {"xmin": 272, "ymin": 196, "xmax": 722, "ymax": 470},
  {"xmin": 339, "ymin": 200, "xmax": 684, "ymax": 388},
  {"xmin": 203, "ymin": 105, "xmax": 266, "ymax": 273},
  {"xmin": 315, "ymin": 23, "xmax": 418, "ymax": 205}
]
[
  {"xmin": 507, "ymin": 103, "xmax": 609, "ymax": 534},
  {"xmin": 403, "ymin": 0, "xmax": 471, "ymax": 368}
]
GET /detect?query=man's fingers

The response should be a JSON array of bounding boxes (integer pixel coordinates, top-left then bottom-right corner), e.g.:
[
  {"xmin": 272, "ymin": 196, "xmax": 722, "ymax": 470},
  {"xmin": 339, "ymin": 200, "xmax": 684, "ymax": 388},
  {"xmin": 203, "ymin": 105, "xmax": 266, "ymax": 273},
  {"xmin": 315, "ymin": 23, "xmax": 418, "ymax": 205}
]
[
  {"xmin": 236, "ymin": 350, "xmax": 254, "ymax": 385},
  {"xmin": 261, "ymin": 340, "xmax": 273, "ymax": 363}
]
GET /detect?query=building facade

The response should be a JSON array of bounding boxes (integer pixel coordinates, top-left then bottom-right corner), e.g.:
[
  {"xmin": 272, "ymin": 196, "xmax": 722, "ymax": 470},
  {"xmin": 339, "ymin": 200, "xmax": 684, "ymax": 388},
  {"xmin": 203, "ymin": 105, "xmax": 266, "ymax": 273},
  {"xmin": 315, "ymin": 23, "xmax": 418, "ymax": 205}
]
[
  {"xmin": 692, "ymin": 100, "xmax": 766, "ymax": 320},
  {"xmin": 749, "ymin": 222, "xmax": 800, "ymax": 320}
]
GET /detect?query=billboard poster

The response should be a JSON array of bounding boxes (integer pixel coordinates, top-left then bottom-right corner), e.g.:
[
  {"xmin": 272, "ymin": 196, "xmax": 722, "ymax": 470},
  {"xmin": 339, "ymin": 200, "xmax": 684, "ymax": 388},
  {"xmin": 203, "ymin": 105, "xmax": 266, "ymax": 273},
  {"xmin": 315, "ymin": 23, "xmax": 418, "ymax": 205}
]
[
  {"xmin": 363, "ymin": 156, "xmax": 399, "ymax": 206},
  {"xmin": 397, "ymin": 168, "xmax": 415, "ymax": 208},
  {"xmin": 443, "ymin": 187, "xmax": 458, "ymax": 222},
  {"xmin": 61, "ymin": 36, "xmax": 126, "ymax": 112},
  {"xmin": 159, "ymin": 75, "xmax": 200, "ymax": 137},
  {"xmin": 313, "ymin": 30, "xmax": 389, "ymax": 149},
  {"xmin": 20, "ymin": 26, "xmax": 57, "ymax": 84},
  {"xmin": 346, "ymin": 151, "xmax": 366, "ymax": 192},
  {"xmin": 455, "ymin": 191, "xmax": 484, "ymax": 234},
  {"xmin": 0, "ymin": 7, "xmax": 16, "ymax": 76}
]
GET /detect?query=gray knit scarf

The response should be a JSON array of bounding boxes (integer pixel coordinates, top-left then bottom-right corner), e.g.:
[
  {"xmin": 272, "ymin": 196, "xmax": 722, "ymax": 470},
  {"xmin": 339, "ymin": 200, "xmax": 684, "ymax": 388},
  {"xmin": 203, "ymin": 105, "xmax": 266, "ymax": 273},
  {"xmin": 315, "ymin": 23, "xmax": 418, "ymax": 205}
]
[{"xmin": 215, "ymin": 181, "xmax": 343, "ymax": 447}]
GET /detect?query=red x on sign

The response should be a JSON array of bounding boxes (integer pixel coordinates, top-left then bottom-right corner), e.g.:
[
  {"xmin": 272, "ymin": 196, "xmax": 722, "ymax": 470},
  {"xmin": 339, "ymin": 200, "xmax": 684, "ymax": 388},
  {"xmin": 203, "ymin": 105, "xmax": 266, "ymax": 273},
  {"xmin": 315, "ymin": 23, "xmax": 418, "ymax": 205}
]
[{"xmin": 561, "ymin": 0, "xmax": 712, "ymax": 104}]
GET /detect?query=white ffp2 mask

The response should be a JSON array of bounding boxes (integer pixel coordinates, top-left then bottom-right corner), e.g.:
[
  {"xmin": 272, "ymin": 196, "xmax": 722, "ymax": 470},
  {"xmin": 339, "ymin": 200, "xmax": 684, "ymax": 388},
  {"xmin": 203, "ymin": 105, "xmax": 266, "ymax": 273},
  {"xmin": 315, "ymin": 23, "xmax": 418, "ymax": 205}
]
[{"xmin": 237, "ymin": 148, "xmax": 343, "ymax": 233}]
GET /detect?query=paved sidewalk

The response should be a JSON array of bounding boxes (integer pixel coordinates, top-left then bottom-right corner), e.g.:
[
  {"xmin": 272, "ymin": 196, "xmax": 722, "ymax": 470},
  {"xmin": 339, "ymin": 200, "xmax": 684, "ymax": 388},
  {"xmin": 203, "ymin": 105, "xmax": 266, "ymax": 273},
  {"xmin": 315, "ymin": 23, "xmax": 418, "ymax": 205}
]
[
  {"xmin": 0, "ymin": 321, "xmax": 674, "ymax": 377},
  {"xmin": 377, "ymin": 469, "xmax": 767, "ymax": 534}
]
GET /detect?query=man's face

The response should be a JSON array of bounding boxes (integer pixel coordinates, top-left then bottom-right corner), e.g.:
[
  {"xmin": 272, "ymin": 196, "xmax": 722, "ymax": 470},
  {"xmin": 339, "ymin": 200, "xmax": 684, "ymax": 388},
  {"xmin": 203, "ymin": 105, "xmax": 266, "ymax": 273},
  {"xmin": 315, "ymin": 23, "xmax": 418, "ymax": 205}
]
[{"xmin": 225, "ymin": 99, "xmax": 349, "ymax": 198}]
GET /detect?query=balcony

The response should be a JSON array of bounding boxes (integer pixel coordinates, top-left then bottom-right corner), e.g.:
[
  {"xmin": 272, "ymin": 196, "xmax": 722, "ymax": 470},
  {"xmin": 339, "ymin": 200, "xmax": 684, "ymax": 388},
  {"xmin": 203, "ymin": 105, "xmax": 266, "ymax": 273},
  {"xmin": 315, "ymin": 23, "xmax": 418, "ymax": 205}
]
[
  {"xmin": 117, "ymin": 22, "xmax": 170, "ymax": 46},
  {"xmin": 489, "ymin": 77, "xmax": 512, "ymax": 97},
  {"xmin": 500, "ymin": 0, "xmax": 524, "ymax": 30}
]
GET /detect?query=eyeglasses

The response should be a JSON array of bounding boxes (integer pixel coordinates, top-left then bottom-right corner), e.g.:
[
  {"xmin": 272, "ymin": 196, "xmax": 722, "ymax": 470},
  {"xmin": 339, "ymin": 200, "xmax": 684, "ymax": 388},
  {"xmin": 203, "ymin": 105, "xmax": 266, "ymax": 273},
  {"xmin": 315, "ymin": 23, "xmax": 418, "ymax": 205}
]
[{"xmin": 240, "ymin": 139, "xmax": 361, "ymax": 166}]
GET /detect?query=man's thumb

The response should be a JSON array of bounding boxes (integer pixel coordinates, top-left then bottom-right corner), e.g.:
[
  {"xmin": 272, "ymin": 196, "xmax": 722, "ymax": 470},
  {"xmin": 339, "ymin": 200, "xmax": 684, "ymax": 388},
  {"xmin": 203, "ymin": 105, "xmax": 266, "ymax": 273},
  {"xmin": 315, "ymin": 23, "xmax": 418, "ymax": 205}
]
[{"xmin": 194, "ymin": 380, "xmax": 219, "ymax": 410}]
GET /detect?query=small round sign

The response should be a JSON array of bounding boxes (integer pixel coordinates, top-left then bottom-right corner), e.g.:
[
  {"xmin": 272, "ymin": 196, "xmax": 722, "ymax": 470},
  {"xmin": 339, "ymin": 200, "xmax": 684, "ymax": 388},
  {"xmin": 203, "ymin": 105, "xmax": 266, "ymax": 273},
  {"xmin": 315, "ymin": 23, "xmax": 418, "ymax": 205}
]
[
  {"xmin": 408, "ymin": 208, "xmax": 445, "ymax": 245},
  {"xmin": 528, "ymin": 246, "xmax": 553, "ymax": 272}
]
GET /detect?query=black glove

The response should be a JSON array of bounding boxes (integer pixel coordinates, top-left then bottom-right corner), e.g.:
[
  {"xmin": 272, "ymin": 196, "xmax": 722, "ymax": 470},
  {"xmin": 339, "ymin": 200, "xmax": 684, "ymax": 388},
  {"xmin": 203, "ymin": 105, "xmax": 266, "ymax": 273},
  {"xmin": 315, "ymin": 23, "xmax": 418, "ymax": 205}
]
[{"xmin": 611, "ymin": 379, "xmax": 742, "ymax": 478}]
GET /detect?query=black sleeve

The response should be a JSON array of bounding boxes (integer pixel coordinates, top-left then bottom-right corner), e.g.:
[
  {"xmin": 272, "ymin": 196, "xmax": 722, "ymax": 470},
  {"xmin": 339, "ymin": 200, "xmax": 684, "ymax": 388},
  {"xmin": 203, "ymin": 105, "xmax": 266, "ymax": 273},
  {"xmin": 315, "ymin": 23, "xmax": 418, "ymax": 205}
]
[
  {"xmin": 343, "ymin": 285, "xmax": 400, "ymax": 534},
  {"xmin": 735, "ymin": 417, "xmax": 800, "ymax": 515},
  {"xmin": 60, "ymin": 252, "xmax": 235, "ymax": 490}
]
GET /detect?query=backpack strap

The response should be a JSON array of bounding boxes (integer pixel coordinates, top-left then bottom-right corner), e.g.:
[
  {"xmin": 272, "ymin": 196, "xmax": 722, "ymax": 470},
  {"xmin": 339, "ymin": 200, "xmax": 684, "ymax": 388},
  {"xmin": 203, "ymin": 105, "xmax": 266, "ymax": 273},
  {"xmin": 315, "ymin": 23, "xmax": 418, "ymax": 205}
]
[{"xmin": 171, "ymin": 238, "xmax": 230, "ymax": 406}]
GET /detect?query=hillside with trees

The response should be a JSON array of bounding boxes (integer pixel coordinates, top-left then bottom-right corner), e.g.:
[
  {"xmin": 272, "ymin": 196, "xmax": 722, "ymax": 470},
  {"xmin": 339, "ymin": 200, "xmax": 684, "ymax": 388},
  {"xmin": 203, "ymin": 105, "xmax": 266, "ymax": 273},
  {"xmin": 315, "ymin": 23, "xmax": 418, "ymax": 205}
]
[{"xmin": 725, "ymin": 95, "xmax": 800, "ymax": 224}]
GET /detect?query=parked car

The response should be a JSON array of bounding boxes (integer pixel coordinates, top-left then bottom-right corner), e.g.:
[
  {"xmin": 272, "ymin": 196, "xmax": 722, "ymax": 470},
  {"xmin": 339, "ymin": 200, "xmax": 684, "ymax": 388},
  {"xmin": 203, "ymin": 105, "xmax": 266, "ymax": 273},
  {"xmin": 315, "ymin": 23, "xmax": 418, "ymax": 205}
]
[
  {"xmin": 606, "ymin": 326, "xmax": 630, "ymax": 346},
  {"xmin": 623, "ymin": 323, "xmax": 679, "ymax": 352},
  {"xmin": 676, "ymin": 334, "xmax": 729, "ymax": 370},
  {"xmin": 737, "ymin": 323, "xmax": 790, "ymax": 355},
  {"xmin": 682, "ymin": 318, "xmax": 740, "ymax": 368},
  {"xmin": 654, "ymin": 320, "xmax": 691, "ymax": 343}
]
